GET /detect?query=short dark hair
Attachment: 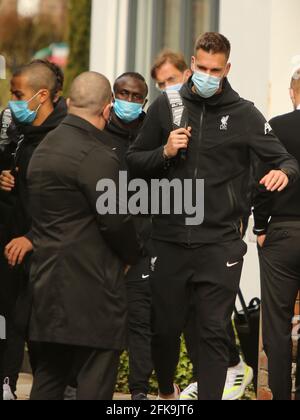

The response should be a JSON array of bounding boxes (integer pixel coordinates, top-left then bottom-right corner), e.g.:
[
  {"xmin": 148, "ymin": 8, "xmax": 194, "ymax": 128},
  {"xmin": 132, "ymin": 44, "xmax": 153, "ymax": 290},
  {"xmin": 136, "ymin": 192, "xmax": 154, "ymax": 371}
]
[
  {"xmin": 30, "ymin": 60, "xmax": 65, "ymax": 94},
  {"xmin": 195, "ymin": 32, "xmax": 231, "ymax": 60},
  {"xmin": 114, "ymin": 72, "xmax": 148, "ymax": 97},
  {"xmin": 13, "ymin": 61, "xmax": 60, "ymax": 101},
  {"xmin": 151, "ymin": 50, "xmax": 188, "ymax": 80}
]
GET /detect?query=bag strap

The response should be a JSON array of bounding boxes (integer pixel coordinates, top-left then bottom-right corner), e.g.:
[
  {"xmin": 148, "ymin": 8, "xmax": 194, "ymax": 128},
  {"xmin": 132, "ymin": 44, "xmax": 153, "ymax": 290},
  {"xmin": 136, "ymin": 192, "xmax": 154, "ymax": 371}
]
[
  {"xmin": 234, "ymin": 289, "xmax": 251, "ymax": 325},
  {"xmin": 164, "ymin": 90, "xmax": 188, "ymax": 129}
]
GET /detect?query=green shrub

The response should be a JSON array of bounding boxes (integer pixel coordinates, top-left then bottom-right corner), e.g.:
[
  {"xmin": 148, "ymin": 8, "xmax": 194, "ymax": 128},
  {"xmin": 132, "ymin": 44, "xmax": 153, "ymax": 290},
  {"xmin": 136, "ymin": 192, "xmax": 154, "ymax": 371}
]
[{"xmin": 116, "ymin": 337, "xmax": 194, "ymax": 395}]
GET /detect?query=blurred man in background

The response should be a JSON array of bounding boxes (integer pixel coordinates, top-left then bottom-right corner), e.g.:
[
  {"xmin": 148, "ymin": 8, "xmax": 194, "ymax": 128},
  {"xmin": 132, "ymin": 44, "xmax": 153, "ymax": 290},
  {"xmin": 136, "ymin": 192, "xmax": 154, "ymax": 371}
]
[{"xmin": 106, "ymin": 72, "xmax": 152, "ymax": 400}]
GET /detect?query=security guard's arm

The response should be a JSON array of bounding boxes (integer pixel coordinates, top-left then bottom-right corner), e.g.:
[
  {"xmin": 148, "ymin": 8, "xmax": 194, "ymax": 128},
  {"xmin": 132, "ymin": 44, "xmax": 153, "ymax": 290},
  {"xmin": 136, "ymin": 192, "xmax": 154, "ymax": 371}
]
[{"xmin": 78, "ymin": 146, "xmax": 142, "ymax": 265}]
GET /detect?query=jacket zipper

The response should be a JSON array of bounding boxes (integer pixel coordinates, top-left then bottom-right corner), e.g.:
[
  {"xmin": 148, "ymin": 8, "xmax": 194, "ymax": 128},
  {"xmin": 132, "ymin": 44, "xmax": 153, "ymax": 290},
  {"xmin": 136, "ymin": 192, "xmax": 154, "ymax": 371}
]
[
  {"xmin": 188, "ymin": 103, "xmax": 205, "ymax": 246},
  {"xmin": 227, "ymin": 181, "xmax": 240, "ymax": 233}
]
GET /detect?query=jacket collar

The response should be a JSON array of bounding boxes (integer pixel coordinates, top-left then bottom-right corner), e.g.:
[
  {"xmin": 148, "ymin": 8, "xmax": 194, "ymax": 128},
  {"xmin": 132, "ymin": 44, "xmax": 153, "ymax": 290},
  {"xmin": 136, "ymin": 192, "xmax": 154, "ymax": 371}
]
[{"xmin": 63, "ymin": 114, "xmax": 110, "ymax": 144}]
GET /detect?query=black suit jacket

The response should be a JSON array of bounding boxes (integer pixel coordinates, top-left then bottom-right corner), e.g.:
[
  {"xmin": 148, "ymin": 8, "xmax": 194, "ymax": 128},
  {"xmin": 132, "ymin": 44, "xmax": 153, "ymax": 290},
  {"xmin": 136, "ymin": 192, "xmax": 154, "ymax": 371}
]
[{"xmin": 27, "ymin": 114, "xmax": 141, "ymax": 350}]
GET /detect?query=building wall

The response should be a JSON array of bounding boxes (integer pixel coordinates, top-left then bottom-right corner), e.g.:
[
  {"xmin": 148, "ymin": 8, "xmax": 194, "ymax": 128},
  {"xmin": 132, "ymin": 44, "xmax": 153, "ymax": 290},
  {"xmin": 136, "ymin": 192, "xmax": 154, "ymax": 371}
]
[{"xmin": 220, "ymin": 0, "xmax": 300, "ymax": 119}]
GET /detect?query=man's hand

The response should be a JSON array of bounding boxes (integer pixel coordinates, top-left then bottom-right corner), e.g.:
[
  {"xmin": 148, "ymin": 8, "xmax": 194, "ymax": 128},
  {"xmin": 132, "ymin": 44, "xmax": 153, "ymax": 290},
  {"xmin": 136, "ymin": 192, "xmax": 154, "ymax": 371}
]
[
  {"xmin": 0, "ymin": 170, "xmax": 15, "ymax": 192},
  {"xmin": 5, "ymin": 237, "xmax": 33, "ymax": 267},
  {"xmin": 164, "ymin": 127, "xmax": 192, "ymax": 159},
  {"xmin": 260, "ymin": 170, "xmax": 289, "ymax": 192},
  {"xmin": 257, "ymin": 235, "xmax": 267, "ymax": 248}
]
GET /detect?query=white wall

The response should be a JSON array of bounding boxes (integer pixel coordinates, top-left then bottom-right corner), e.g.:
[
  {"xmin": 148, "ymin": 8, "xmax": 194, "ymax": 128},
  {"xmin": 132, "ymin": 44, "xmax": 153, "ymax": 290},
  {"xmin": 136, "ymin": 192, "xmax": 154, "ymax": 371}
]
[
  {"xmin": 220, "ymin": 0, "xmax": 300, "ymax": 119},
  {"xmin": 90, "ymin": 0, "xmax": 129, "ymax": 85},
  {"xmin": 219, "ymin": 0, "xmax": 272, "ymax": 117},
  {"xmin": 269, "ymin": 0, "xmax": 300, "ymax": 117}
]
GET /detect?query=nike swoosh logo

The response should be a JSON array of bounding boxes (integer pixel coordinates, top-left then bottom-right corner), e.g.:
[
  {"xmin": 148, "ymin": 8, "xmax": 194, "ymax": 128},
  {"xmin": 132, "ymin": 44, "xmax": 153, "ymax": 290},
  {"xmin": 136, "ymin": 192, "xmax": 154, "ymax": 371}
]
[
  {"xmin": 226, "ymin": 262, "xmax": 240, "ymax": 268},
  {"xmin": 142, "ymin": 275, "xmax": 150, "ymax": 279}
]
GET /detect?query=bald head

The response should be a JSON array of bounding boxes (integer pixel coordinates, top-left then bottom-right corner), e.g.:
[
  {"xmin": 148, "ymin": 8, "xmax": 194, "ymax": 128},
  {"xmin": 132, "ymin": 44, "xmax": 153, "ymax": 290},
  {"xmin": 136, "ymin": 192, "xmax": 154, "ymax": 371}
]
[{"xmin": 68, "ymin": 72, "xmax": 112, "ymax": 117}]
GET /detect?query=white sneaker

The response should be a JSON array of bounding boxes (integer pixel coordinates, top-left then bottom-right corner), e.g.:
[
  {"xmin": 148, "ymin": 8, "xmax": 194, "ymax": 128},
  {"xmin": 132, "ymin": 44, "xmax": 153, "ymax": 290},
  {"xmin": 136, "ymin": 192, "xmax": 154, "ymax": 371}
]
[
  {"xmin": 157, "ymin": 384, "xmax": 180, "ymax": 400},
  {"xmin": 180, "ymin": 359, "xmax": 253, "ymax": 401},
  {"xmin": 3, "ymin": 378, "xmax": 16, "ymax": 401},
  {"xmin": 180, "ymin": 382, "xmax": 198, "ymax": 400},
  {"xmin": 222, "ymin": 359, "xmax": 254, "ymax": 401}
]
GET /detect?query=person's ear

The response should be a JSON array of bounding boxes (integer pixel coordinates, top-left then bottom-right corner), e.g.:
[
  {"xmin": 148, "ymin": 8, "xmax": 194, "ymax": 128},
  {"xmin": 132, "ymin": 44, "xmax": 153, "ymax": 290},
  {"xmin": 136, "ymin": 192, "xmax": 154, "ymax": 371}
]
[
  {"xmin": 39, "ymin": 89, "xmax": 50, "ymax": 104},
  {"xmin": 289, "ymin": 88, "xmax": 296, "ymax": 107},
  {"xmin": 191, "ymin": 56, "xmax": 196, "ymax": 73},
  {"xmin": 102, "ymin": 102, "xmax": 112, "ymax": 123},
  {"xmin": 184, "ymin": 69, "xmax": 193, "ymax": 82},
  {"xmin": 224, "ymin": 62, "xmax": 231, "ymax": 78}
]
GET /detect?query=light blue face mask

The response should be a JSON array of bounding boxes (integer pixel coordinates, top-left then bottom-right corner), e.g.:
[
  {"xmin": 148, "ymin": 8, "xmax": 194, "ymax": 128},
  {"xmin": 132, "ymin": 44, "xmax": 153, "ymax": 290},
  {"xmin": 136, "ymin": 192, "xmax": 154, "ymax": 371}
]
[
  {"xmin": 9, "ymin": 91, "xmax": 42, "ymax": 125},
  {"xmin": 114, "ymin": 99, "xmax": 143, "ymax": 123},
  {"xmin": 165, "ymin": 83, "xmax": 183, "ymax": 93},
  {"xmin": 192, "ymin": 71, "xmax": 222, "ymax": 99}
]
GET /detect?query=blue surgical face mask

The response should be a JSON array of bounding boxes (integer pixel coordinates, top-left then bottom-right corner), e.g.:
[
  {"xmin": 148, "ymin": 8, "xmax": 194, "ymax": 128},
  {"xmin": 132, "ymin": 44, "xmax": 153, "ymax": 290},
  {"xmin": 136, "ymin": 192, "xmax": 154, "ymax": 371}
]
[
  {"xmin": 192, "ymin": 70, "xmax": 222, "ymax": 99},
  {"xmin": 9, "ymin": 91, "xmax": 42, "ymax": 125},
  {"xmin": 165, "ymin": 83, "xmax": 183, "ymax": 93},
  {"xmin": 113, "ymin": 99, "xmax": 143, "ymax": 123}
]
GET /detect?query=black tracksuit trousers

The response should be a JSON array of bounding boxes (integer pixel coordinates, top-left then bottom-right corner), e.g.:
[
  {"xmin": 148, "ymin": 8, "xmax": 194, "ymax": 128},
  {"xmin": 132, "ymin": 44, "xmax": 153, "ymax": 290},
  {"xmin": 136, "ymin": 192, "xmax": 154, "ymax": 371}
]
[
  {"xmin": 150, "ymin": 238, "xmax": 247, "ymax": 400},
  {"xmin": 126, "ymin": 256, "xmax": 153, "ymax": 395},
  {"xmin": 259, "ymin": 221, "xmax": 300, "ymax": 401}
]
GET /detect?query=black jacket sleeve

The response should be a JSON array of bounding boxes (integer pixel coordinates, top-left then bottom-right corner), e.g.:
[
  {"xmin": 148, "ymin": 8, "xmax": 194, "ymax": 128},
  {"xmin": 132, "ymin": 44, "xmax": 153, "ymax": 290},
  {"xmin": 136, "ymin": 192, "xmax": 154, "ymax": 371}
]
[
  {"xmin": 127, "ymin": 96, "xmax": 174, "ymax": 178},
  {"xmin": 252, "ymin": 182, "xmax": 273, "ymax": 233},
  {"xmin": 246, "ymin": 106, "xmax": 300, "ymax": 182},
  {"xmin": 78, "ymin": 146, "xmax": 142, "ymax": 265}
]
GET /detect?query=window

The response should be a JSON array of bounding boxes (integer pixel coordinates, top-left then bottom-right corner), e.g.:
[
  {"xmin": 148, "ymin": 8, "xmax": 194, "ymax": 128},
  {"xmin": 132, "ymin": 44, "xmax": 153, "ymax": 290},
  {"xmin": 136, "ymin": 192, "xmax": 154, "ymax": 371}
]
[{"xmin": 126, "ymin": 0, "xmax": 219, "ymax": 100}]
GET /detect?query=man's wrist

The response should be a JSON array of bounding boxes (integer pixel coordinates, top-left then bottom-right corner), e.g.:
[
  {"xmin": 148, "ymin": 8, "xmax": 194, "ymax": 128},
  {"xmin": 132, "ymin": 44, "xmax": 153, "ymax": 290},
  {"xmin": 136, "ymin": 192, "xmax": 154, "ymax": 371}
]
[
  {"xmin": 280, "ymin": 168, "xmax": 290, "ymax": 179},
  {"xmin": 163, "ymin": 146, "xmax": 171, "ymax": 160}
]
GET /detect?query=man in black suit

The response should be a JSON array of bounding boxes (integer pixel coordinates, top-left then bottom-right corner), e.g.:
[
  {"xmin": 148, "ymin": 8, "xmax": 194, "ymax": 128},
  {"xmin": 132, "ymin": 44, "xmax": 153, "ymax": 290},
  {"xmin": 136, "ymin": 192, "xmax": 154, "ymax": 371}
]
[
  {"xmin": 254, "ymin": 65, "xmax": 300, "ymax": 400},
  {"xmin": 27, "ymin": 72, "xmax": 141, "ymax": 400}
]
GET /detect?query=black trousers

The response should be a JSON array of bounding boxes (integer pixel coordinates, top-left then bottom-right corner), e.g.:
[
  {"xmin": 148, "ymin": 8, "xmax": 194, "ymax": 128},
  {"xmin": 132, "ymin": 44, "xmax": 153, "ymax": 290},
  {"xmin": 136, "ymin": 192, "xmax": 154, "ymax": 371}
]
[
  {"xmin": 184, "ymin": 307, "xmax": 240, "ymax": 380},
  {"xmin": 30, "ymin": 343, "xmax": 120, "ymax": 401},
  {"xmin": 126, "ymin": 256, "xmax": 153, "ymax": 395},
  {"xmin": 0, "ymin": 235, "xmax": 25, "ymax": 399},
  {"xmin": 150, "ymin": 238, "xmax": 247, "ymax": 400},
  {"xmin": 259, "ymin": 221, "xmax": 300, "ymax": 401}
]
